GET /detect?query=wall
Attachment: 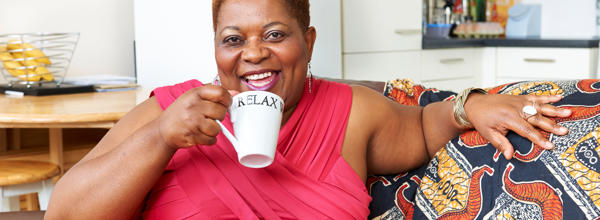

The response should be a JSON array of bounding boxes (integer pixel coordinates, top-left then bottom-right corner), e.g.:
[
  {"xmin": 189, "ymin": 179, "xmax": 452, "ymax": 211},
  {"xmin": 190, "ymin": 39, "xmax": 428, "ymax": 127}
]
[
  {"xmin": 515, "ymin": 0, "xmax": 597, "ymax": 38},
  {"xmin": 309, "ymin": 1, "xmax": 343, "ymax": 79},
  {"xmin": 0, "ymin": 0, "xmax": 135, "ymax": 83},
  {"xmin": 134, "ymin": 0, "xmax": 343, "ymax": 89},
  {"xmin": 134, "ymin": 0, "xmax": 216, "ymax": 89}
]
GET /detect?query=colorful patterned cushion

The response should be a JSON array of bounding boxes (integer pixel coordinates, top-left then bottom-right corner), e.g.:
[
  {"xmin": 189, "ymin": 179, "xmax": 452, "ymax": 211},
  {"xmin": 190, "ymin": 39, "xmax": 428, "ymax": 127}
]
[{"xmin": 368, "ymin": 79, "xmax": 600, "ymax": 219}]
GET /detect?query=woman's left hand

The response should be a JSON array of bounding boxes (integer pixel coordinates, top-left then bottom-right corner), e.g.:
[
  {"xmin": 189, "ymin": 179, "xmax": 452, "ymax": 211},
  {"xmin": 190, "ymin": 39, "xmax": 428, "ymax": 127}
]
[{"xmin": 463, "ymin": 93, "xmax": 572, "ymax": 160}]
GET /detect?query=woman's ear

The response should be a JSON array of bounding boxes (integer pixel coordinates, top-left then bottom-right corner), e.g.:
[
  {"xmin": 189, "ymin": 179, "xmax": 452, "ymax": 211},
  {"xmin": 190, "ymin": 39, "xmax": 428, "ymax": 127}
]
[{"xmin": 304, "ymin": 26, "xmax": 317, "ymax": 62}]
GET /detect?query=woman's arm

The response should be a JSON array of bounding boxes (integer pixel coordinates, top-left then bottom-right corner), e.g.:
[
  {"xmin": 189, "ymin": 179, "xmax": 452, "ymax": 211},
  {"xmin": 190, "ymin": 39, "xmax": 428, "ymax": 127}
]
[
  {"xmin": 346, "ymin": 85, "xmax": 570, "ymax": 176},
  {"xmin": 45, "ymin": 98, "xmax": 172, "ymax": 219},
  {"xmin": 345, "ymin": 85, "xmax": 454, "ymax": 175},
  {"xmin": 45, "ymin": 85, "xmax": 231, "ymax": 220}
]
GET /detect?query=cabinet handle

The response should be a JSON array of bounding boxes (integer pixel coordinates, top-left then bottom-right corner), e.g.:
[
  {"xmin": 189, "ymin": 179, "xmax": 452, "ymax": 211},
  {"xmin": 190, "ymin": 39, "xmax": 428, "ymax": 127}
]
[
  {"xmin": 439, "ymin": 58, "xmax": 465, "ymax": 64},
  {"xmin": 394, "ymin": 29, "xmax": 421, "ymax": 35},
  {"xmin": 524, "ymin": 58, "xmax": 556, "ymax": 63}
]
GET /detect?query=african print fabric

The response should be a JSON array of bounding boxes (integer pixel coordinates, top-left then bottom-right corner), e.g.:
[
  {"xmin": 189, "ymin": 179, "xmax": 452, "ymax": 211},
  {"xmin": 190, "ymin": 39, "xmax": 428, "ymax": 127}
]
[{"xmin": 368, "ymin": 79, "xmax": 600, "ymax": 220}]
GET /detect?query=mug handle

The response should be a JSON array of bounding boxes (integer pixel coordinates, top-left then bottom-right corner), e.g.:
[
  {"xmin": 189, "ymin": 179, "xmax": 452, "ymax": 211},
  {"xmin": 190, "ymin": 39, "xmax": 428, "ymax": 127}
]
[{"xmin": 216, "ymin": 120, "xmax": 240, "ymax": 153}]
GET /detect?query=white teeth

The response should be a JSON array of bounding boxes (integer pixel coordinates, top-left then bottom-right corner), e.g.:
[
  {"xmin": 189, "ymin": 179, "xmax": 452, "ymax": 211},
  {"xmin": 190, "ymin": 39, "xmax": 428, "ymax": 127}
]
[{"xmin": 245, "ymin": 72, "xmax": 274, "ymax": 81}]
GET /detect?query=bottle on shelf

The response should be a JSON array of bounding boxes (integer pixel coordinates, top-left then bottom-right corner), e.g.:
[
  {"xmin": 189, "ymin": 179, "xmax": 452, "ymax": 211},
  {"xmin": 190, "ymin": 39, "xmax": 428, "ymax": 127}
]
[
  {"xmin": 470, "ymin": 0, "xmax": 478, "ymax": 21},
  {"xmin": 496, "ymin": 0, "xmax": 518, "ymax": 28}
]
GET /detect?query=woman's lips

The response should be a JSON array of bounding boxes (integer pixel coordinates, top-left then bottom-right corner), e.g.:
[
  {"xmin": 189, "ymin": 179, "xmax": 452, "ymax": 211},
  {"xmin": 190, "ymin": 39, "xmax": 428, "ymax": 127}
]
[{"xmin": 241, "ymin": 71, "xmax": 280, "ymax": 91}]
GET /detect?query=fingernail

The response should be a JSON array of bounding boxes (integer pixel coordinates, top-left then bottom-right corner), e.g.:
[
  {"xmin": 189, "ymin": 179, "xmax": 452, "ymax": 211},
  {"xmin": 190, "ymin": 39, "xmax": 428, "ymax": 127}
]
[
  {"xmin": 503, "ymin": 150, "xmax": 511, "ymax": 160},
  {"xmin": 545, "ymin": 141, "xmax": 554, "ymax": 149},
  {"xmin": 559, "ymin": 127, "xmax": 568, "ymax": 133}
]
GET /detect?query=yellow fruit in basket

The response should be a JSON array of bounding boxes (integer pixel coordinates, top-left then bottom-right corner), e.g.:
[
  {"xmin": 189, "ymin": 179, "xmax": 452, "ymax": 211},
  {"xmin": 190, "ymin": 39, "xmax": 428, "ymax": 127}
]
[
  {"xmin": 11, "ymin": 52, "xmax": 50, "ymax": 82},
  {"xmin": 12, "ymin": 52, "xmax": 40, "ymax": 67},
  {"xmin": 36, "ymin": 66, "xmax": 54, "ymax": 81},
  {"xmin": 11, "ymin": 52, "xmax": 55, "ymax": 81},
  {"xmin": 17, "ymin": 73, "xmax": 42, "ymax": 81},
  {"xmin": 0, "ymin": 45, "xmax": 26, "ymax": 77},
  {"xmin": 0, "ymin": 44, "xmax": 54, "ymax": 82},
  {"xmin": 7, "ymin": 40, "xmax": 51, "ymax": 65}
]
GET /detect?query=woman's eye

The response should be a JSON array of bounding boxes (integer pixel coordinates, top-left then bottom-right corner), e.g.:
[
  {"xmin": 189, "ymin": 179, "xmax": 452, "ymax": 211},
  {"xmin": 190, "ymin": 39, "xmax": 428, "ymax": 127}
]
[
  {"xmin": 266, "ymin": 31, "xmax": 285, "ymax": 40},
  {"xmin": 224, "ymin": 36, "xmax": 242, "ymax": 45}
]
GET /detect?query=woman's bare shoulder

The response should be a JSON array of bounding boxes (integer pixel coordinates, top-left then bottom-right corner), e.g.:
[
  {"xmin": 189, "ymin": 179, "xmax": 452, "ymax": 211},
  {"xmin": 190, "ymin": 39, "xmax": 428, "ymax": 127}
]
[{"xmin": 349, "ymin": 84, "xmax": 396, "ymax": 119}]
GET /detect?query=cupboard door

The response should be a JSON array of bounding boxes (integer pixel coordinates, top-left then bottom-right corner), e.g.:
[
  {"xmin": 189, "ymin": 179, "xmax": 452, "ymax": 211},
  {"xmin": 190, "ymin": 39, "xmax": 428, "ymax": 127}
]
[
  {"xmin": 342, "ymin": 0, "xmax": 422, "ymax": 53},
  {"xmin": 421, "ymin": 48, "xmax": 480, "ymax": 81},
  {"xmin": 496, "ymin": 47, "xmax": 596, "ymax": 80},
  {"xmin": 343, "ymin": 51, "xmax": 421, "ymax": 82}
]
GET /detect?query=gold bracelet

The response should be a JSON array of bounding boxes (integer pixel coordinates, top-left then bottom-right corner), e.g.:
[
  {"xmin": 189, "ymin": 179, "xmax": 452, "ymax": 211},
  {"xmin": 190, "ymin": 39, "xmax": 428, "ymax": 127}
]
[{"xmin": 453, "ymin": 87, "xmax": 488, "ymax": 128}]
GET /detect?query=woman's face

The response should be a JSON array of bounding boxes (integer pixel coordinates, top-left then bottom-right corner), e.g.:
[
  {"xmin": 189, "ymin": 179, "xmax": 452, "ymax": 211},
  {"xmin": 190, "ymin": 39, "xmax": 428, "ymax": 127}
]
[{"xmin": 214, "ymin": 0, "xmax": 316, "ymax": 114}]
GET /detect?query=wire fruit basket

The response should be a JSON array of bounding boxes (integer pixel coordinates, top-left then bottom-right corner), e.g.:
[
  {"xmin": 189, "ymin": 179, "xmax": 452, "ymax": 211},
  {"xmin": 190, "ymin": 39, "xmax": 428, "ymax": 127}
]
[{"xmin": 0, "ymin": 33, "xmax": 79, "ymax": 88}]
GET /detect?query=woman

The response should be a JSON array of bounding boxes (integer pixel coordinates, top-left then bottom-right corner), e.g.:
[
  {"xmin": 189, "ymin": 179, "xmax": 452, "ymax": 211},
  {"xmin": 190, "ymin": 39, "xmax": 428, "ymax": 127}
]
[{"xmin": 45, "ymin": 0, "xmax": 571, "ymax": 219}]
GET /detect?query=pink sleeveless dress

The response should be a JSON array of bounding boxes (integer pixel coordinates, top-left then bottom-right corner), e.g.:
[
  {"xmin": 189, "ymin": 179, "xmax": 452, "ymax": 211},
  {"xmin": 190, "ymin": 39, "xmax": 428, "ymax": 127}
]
[{"xmin": 142, "ymin": 79, "xmax": 371, "ymax": 219}]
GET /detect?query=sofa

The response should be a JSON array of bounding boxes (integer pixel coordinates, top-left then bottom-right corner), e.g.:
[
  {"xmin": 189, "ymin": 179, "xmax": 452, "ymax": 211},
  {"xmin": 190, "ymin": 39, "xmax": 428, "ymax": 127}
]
[{"xmin": 336, "ymin": 78, "xmax": 600, "ymax": 219}]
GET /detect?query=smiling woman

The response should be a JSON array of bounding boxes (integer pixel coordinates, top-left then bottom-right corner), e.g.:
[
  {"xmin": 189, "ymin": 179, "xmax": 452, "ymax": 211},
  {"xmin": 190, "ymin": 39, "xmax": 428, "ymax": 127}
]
[
  {"xmin": 44, "ymin": 0, "xmax": 573, "ymax": 219},
  {"xmin": 214, "ymin": 0, "xmax": 315, "ymax": 125}
]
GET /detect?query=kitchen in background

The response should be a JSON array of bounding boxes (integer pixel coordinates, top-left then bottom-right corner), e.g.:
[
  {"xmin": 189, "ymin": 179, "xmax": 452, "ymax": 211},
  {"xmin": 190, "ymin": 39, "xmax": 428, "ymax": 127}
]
[
  {"xmin": 343, "ymin": 0, "xmax": 600, "ymax": 92},
  {"xmin": 424, "ymin": 0, "xmax": 598, "ymax": 39},
  {"xmin": 415, "ymin": 0, "xmax": 600, "ymax": 91}
]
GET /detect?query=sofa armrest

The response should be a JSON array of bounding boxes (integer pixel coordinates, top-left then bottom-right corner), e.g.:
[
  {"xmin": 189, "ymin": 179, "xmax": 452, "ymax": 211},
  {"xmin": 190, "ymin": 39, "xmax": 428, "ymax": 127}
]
[{"xmin": 322, "ymin": 77, "xmax": 386, "ymax": 93}]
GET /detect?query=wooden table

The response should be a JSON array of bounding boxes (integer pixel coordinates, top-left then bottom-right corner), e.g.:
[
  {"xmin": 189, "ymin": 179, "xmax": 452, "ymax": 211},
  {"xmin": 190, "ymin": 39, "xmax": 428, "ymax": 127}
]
[{"xmin": 0, "ymin": 89, "xmax": 149, "ymax": 174}]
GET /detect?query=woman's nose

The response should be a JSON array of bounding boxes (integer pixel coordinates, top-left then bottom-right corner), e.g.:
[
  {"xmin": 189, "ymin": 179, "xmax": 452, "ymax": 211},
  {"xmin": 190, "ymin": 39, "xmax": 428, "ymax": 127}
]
[{"xmin": 242, "ymin": 39, "xmax": 269, "ymax": 64}]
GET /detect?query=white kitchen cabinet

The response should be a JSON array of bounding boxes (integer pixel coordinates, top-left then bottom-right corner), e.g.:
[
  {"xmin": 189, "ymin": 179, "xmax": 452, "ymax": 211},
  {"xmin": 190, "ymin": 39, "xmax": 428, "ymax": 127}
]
[
  {"xmin": 341, "ymin": 0, "xmax": 423, "ymax": 83},
  {"xmin": 343, "ymin": 51, "xmax": 421, "ymax": 82},
  {"xmin": 495, "ymin": 47, "xmax": 599, "ymax": 84},
  {"xmin": 421, "ymin": 48, "xmax": 481, "ymax": 81},
  {"xmin": 342, "ymin": 0, "xmax": 422, "ymax": 53},
  {"xmin": 479, "ymin": 47, "xmax": 498, "ymax": 88},
  {"xmin": 420, "ymin": 48, "xmax": 482, "ymax": 92}
]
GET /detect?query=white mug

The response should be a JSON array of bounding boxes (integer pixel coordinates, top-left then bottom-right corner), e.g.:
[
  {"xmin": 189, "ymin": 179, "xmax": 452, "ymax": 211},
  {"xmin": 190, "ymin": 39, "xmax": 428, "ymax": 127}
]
[{"xmin": 216, "ymin": 91, "xmax": 284, "ymax": 168}]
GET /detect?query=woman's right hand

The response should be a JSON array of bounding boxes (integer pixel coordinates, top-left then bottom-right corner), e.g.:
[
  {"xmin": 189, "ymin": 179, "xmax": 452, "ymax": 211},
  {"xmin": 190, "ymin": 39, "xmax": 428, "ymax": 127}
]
[{"xmin": 157, "ymin": 85, "xmax": 233, "ymax": 149}]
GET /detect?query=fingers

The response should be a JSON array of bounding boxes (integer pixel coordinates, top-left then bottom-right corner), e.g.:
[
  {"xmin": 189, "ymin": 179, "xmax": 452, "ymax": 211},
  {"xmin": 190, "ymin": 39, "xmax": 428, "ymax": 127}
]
[
  {"xmin": 191, "ymin": 131, "xmax": 218, "ymax": 146},
  {"xmin": 185, "ymin": 131, "xmax": 218, "ymax": 147},
  {"xmin": 195, "ymin": 85, "xmax": 233, "ymax": 107},
  {"xmin": 161, "ymin": 85, "xmax": 232, "ymax": 149},
  {"xmin": 506, "ymin": 118, "xmax": 554, "ymax": 150},
  {"xmin": 485, "ymin": 130, "xmax": 515, "ymax": 160},
  {"xmin": 536, "ymin": 103, "xmax": 572, "ymax": 118},
  {"xmin": 524, "ymin": 95, "xmax": 570, "ymax": 135},
  {"xmin": 197, "ymin": 117, "xmax": 222, "ymax": 137},
  {"xmin": 528, "ymin": 94, "xmax": 562, "ymax": 104},
  {"xmin": 181, "ymin": 118, "xmax": 221, "ymax": 147},
  {"xmin": 526, "ymin": 113, "xmax": 568, "ymax": 135},
  {"xmin": 199, "ymin": 100, "xmax": 228, "ymax": 120},
  {"xmin": 186, "ymin": 102, "xmax": 226, "ymax": 146}
]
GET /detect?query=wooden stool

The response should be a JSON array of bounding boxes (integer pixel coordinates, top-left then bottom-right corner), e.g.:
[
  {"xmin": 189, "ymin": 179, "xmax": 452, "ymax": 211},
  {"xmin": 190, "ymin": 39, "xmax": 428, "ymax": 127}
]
[{"xmin": 0, "ymin": 160, "xmax": 59, "ymax": 212}]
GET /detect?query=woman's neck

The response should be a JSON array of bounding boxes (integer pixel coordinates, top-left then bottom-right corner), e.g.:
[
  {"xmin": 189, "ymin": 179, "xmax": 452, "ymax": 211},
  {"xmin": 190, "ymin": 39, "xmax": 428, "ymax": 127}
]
[{"xmin": 281, "ymin": 105, "xmax": 297, "ymax": 127}]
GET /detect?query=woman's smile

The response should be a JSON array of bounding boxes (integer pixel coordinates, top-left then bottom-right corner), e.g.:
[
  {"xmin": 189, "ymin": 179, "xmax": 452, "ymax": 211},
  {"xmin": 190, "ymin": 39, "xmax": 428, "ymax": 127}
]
[{"xmin": 240, "ymin": 70, "xmax": 281, "ymax": 91}]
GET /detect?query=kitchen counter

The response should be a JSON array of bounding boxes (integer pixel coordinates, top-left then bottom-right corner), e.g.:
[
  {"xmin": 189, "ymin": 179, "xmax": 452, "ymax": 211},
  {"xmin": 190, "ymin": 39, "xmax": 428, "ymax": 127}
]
[{"xmin": 422, "ymin": 37, "xmax": 600, "ymax": 49}]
